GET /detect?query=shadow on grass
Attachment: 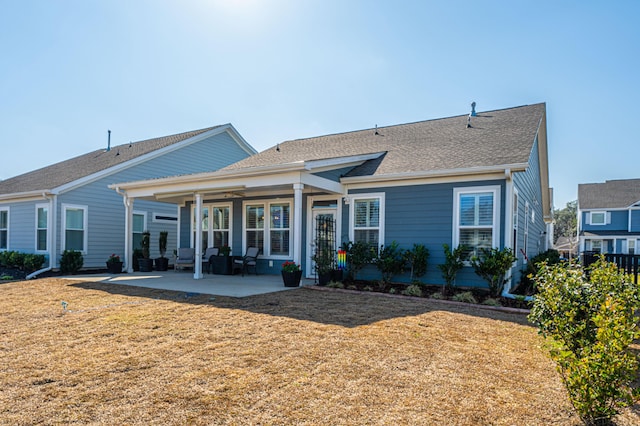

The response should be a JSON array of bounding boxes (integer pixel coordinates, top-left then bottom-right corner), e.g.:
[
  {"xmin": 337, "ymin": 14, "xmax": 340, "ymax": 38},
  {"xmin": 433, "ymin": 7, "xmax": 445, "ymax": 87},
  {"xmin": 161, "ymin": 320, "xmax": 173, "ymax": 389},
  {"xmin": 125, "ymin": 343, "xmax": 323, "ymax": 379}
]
[{"xmin": 69, "ymin": 280, "xmax": 532, "ymax": 328}]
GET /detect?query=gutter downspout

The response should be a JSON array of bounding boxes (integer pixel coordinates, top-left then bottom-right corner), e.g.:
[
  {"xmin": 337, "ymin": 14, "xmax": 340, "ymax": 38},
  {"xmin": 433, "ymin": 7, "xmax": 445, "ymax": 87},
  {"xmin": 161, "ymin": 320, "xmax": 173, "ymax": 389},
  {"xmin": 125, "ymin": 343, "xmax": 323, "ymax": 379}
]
[{"xmin": 27, "ymin": 193, "xmax": 56, "ymax": 279}]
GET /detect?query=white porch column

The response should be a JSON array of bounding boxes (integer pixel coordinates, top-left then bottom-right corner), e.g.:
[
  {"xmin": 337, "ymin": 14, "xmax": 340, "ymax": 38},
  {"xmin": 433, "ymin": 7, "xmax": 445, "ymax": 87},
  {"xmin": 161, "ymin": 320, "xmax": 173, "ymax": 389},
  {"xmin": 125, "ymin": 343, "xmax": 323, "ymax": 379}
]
[
  {"xmin": 193, "ymin": 193, "xmax": 203, "ymax": 279},
  {"xmin": 293, "ymin": 183, "xmax": 304, "ymax": 266},
  {"xmin": 123, "ymin": 195, "xmax": 134, "ymax": 273}
]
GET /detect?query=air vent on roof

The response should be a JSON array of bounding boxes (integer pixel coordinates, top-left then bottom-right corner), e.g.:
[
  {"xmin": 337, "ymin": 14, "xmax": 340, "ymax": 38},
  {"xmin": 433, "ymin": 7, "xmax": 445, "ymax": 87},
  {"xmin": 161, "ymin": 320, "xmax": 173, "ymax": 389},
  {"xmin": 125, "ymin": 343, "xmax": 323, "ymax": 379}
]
[
  {"xmin": 470, "ymin": 101, "xmax": 477, "ymax": 117},
  {"xmin": 107, "ymin": 130, "xmax": 111, "ymax": 152}
]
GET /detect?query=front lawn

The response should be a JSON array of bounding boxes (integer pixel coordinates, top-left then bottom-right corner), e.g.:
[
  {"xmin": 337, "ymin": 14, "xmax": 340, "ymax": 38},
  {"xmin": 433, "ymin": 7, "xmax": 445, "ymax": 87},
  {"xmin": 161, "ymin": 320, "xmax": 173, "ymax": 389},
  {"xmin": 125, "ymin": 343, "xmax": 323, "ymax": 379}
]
[{"xmin": 0, "ymin": 278, "xmax": 638, "ymax": 425}]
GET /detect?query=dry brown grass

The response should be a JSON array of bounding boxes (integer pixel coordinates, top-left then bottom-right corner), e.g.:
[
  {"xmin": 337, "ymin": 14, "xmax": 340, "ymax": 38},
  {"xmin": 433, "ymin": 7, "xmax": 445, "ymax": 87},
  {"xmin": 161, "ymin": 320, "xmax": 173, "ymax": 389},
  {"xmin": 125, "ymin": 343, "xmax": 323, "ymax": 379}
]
[{"xmin": 1, "ymin": 278, "xmax": 638, "ymax": 425}]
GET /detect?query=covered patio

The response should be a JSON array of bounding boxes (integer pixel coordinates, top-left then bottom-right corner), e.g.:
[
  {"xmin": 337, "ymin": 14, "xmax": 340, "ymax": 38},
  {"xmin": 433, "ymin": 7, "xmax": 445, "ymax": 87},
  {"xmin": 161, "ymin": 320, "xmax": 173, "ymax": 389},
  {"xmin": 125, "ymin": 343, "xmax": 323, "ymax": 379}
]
[{"xmin": 61, "ymin": 271, "xmax": 317, "ymax": 297}]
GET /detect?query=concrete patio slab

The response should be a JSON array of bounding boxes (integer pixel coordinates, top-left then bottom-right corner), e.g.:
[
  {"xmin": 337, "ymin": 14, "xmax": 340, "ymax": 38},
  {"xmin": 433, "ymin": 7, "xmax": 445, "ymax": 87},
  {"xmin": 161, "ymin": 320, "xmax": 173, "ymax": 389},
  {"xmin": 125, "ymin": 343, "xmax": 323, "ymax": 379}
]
[{"xmin": 61, "ymin": 271, "xmax": 316, "ymax": 297}]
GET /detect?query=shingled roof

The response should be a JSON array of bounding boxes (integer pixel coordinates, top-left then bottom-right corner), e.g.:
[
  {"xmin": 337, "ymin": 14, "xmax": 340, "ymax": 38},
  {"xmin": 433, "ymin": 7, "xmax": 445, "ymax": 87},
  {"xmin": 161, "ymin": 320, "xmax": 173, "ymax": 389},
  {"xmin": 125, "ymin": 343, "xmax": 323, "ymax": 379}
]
[
  {"xmin": 0, "ymin": 126, "xmax": 220, "ymax": 195},
  {"xmin": 223, "ymin": 103, "xmax": 546, "ymax": 177},
  {"xmin": 578, "ymin": 179, "xmax": 640, "ymax": 209}
]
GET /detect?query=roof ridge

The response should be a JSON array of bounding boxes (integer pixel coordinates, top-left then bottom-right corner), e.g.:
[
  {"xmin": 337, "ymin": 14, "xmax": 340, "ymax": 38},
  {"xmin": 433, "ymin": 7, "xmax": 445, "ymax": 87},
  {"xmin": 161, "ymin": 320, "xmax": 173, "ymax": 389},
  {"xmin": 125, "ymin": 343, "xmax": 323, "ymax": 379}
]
[{"xmin": 283, "ymin": 103, "xmax": 545, "ymax": 143}]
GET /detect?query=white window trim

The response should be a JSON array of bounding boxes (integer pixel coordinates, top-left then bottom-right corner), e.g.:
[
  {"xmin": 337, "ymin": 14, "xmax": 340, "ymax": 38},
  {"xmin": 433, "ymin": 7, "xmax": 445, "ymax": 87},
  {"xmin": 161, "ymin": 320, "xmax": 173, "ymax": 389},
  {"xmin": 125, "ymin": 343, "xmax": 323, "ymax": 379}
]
[
  {"xmin": 348, "ymin": 192, "xmax": 386, "ymax": 248},
  {"xmin": 35, "ymin": 204, "xmax": 48, "ymax": 253},
  {"xmin": 452, "ymin": 185, "xmax": 501, "ymax": 258},
  {"xmin": 211, "ymin": 203, "xmax": 233, "ymax": 249},
  {"xmin": 61, "ymin": 203, "xmax": 88, "ymax": 254},
  {"xmin": 589, "ymin": 211, "xmax": 607, "ymax": 226},
  {"xmin": 242, "ymin": 199, "xmax": 293, "ymax": 259},
  {"xmin": 0, "ymin": 206, "xmax": 9, "ymax": 251}
]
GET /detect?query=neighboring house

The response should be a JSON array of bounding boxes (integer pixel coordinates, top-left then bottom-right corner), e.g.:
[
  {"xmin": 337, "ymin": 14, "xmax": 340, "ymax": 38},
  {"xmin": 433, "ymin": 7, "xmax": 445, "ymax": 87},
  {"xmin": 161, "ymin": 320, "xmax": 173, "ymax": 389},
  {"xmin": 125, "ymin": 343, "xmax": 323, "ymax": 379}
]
[
  {"xmin": 577, "ymin": 179, "xmax": 640, "ymax": 255},
  {"xmin": 553, "ymin": 236, "xmax": 578, "ymax": 259},
  {"xmin": 0, "ymin": 125, "xmax": 256, "ymax": 273},
  {"xmin": 111, "ymin": 103, "xmax": 552, "ymax": 291}
]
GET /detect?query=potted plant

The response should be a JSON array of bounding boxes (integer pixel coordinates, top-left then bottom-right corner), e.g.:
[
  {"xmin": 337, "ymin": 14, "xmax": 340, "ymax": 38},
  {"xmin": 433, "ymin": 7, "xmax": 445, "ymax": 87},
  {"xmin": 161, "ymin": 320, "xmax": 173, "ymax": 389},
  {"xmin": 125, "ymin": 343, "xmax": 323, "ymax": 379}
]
[
  {"xmin": 155, "ymin": 231, "xmax": 169, "ymax": 271},
  {"xmin": 132, "ymin": 248, "xmax": 142, "ymax": 272},
  {"xmin": 138, "ymin": 230, "xmax": 153, "ymax": 272},
  {"xmin": 211, "ymin": 245, "xmax": 232, "ymax": 275},
  {"xmin": 312, "ymin": 247, "xmax": 338, "ymax": 286},
  {"xmin": 106, "ymin": 253, "xmax": 123, "ymax": 274},
  {"xmin": 281, "ymin": 261, "xmax": 302, "ymax": 287}
]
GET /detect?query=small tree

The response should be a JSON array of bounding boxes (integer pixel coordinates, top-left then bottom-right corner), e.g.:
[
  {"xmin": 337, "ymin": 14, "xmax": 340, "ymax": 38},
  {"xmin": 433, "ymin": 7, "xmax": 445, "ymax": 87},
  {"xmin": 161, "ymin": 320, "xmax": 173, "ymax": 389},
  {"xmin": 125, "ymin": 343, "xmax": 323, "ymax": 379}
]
[
  {"xmin": 438, "ymin": 244, "xmax": 466, "ymax": 296},
  {"xmin": 402, "ymin": 243, "xmax": 429, "ymax": 282},
  {"xmin": 529, "ymin": 257, "xmax": 640, "ymax": 424},
  {"xmin": 342, "ymin": 241, "xmax": 375, "ymax": 281},
  {"xmin": 141, "ymin": 230, "xmax": 151, "ymax": 259},
  {"xmin": 158, "ymin": 231, "xmax": 168, "ymax": 258},
  {"xmin": 471, "ymin": 247, "xmax": 516, "ymax": 297},
  {"xmin": 376, "ymin": 241, "xmax": 405, "ymax": 283}
]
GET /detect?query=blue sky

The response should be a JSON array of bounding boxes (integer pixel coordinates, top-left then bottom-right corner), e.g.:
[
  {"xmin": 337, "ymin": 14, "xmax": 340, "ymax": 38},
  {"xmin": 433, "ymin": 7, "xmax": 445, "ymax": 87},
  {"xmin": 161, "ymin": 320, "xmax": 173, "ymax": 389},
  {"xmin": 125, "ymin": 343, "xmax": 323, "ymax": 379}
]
[{"xmin": 1, "ymin": 0, "xmax": 638, "ymax": 209}]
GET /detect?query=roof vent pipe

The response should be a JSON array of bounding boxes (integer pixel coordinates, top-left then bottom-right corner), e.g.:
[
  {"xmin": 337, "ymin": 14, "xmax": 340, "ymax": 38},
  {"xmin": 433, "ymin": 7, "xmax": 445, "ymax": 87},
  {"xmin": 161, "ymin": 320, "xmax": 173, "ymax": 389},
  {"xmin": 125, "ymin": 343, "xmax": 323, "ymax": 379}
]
[
  {"xmin": 107, "ymin": 130, "xmax": 111, "ymax": 152},
  {"xmin": 470, "ymin": 101, "xmax": 477, "ymax": 117}
]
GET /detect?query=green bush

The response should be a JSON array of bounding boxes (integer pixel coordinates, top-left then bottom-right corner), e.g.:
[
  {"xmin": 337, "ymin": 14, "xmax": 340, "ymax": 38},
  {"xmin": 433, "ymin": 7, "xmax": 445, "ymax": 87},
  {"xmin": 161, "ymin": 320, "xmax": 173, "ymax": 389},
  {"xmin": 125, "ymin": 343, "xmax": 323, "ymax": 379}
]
[
  {"xmin": 342, "ymin": 241, "xmax": 375, "ymax": 281},
  {"xmin": 376, "ymin": 241, "xmax": 405, "ymax": 283},
  {"xmin": 515, "ymin": 249, "xmax": 561, "ymax": 295},
  {"xmin": 401, "ymin": 284, "xmax": 423, "ymax": 297},
  {"xmin": 452, "ymin": 291, "xmax": 477, "ymax": 304},
  {"xmin": 23, "ymin": 254, "xmax": 46, "ymax": 273},
  {"xmin": 438, "ymin": 244, "xmax": 466, "ymax": 296},
  {"xmin": 529, "ymin": 257, "xmax": 640, "ymax": 424},
  {"xmin": 0, "ymin": 251, "xmax": 45, "ymax": 272},
  {"xmin": 60, "ymin": 250, "xmax": 83, "ymax": 275},
  {"xmin": 8, "ymin": 251, "xmax": 25, "ymax": 270},
  {"xmin": 402, "ymin": 243, "xmax": 429, "ymax": 281},
  {"xmin": 471, "ymin": 247, "xmax": 516, "ymax": 297}
]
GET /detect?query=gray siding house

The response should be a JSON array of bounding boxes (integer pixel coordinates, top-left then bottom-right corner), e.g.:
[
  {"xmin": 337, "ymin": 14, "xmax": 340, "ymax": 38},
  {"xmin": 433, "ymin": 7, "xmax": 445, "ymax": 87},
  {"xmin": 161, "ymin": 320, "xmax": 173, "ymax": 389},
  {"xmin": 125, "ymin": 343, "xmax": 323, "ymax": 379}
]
[
  {"xmin": 578, "ymin": 179, "xmax": 640, "ymax": 255},
  {"xmin": 0, "ymin": 125, "xmax": 256, "ymax": 273},
  {"xmin": 112, "ymin": 103, "xmax": 552, "ymax": 292}
]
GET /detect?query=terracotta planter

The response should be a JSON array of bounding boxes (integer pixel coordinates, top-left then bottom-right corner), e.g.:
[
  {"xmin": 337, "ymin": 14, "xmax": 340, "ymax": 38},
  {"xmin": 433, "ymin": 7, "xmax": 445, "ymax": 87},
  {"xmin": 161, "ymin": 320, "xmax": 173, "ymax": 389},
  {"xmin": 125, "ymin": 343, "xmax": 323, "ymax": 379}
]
[
  {"xmin": 106, "ymin": 261, "xmax": 123, "ymax": 274},
  {"xmin": 281, "ymin": 270, "xmax": 302, "ymax": 287}
]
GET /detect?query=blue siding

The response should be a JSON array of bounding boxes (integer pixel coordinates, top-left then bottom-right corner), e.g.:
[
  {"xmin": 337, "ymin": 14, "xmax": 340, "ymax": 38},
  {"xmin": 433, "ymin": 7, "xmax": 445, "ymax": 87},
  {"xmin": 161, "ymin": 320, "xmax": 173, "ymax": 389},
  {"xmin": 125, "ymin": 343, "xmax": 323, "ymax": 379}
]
[
  {"xmin": 2, "ymin": 130, "xmax": 251, "ymax": 269},
  {"xmin": 313, "ymin": 166, "xmax": 354, "ymax": 182},
  {"xmin": 348, "ymin": 179, "xmax": 507, "ymax": 288},
  {"xmin": 512, "ymin": 135, "xmax": 548, "ymax": 284},
  {"xmin": 581, "ymin": 210, "xmax": 628, "ymax": 232},
  {"xmin": 632, "ymin": 210, "xmax": 640, "ymax": 232}
]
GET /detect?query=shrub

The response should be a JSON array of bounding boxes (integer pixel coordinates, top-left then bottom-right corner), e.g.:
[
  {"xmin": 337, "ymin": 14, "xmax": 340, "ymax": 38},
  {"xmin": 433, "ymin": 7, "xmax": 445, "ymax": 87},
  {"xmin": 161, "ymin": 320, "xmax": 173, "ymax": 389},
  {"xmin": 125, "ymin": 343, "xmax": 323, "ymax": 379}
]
[
  {"xmin": 60, "ymin": 250, "xmax": 83, "ymax": 275},
  {"xmin": 529, "ymin": 257, "xmax": 640, "ymax": 424},
  {"xmin": 438, "ymin": 244, "xmax": 466, "ymax": 296},
  {"xmin": 342, "ymin": 241, "xmax": 375, "ymax": 281},
  {"xmin": 402, "ymin": 243, "xmax": 429, "ymax": 281},
  {"xmin": 471, "ymin": 247, "xmax": 516, "ymax": 298},
  {"xmin": 429, "ymin": 291, "xmax": 445, "ymax": 300},
  {"xmin": 8, "ymin": 251, "xmax": 25, "ymax": 270},
  {"xmin": 481, "ymin": 298, "xmax": 502, "ymax": 307},
  {"xmin": 326, "ymin": 281, "xmax": 344, "ymax": 289},
  {"xmin": 402, "ymin": 284, "xmax": 423, "ymax": 297},
  {"xmin": 376, "ymin": 241, "xmax": 405, "ymax": 283},
  {"xmin": 515, "ymin": 249, "xmax": 561, "ymax": 295},
  {"xmin": 452, "ymin": 291, "xmax": 477, "ymax": 304},
  {"xmin": 23, "ymin": 254, "xmax": 46, "ymax": 273}
]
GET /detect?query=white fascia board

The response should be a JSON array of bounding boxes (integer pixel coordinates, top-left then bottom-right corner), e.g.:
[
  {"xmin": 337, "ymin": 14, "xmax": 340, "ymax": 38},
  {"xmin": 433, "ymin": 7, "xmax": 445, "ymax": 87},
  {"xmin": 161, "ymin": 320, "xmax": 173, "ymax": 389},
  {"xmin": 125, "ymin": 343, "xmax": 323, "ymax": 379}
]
[
  {"xmin": 341, "ymin": 163, "xmax": 528, "ymax": 185},
  {"xmin": 225, "ymin": 124, "xmax": 259, "ymax": 155},
  {"xmin": 304, "ymin": 152, "xmax": 385, "ymax": 171},
  {"xmin": 56, "ymin": 125, "xmax": 247, "ymax": 195},
  {"xmin": 300, "ymin": 173, "xmax": 344, "ymax": 194},
  {"xmin": 0, "ymin": 190, "xmax": 53, "ymax": 202}
]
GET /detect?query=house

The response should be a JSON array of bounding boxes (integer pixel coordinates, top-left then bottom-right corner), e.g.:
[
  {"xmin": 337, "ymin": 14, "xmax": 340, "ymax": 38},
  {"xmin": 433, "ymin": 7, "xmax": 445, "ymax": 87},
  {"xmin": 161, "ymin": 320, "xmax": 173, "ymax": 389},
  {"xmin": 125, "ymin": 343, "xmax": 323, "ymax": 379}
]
[
  {"xmin": 0, "ymin": 125, "xmax": 256, "ymax": 274},
  {"xmin": 577, "ymin": 179, "xmax": 640, "ymax": 255},
  {"xmin": 111, "ymin": 103, "xmax": 552, "ymax": 291}
]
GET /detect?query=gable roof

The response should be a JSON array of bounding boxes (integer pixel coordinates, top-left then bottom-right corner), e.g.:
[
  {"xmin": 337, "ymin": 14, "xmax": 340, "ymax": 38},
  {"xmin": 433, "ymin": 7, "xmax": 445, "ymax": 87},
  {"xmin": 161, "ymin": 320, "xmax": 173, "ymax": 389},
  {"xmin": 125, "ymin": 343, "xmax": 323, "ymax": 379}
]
[
  {"xmin": 0, "ymin": 126, "xmax": 224, "ymax": 197},
  {"xmin": 578, "ymin": 179, "xmax": 640, "ymax": 209},
  {"xmin": 223, "ymin": 103, "xmax": 546, "ymax": 178}
]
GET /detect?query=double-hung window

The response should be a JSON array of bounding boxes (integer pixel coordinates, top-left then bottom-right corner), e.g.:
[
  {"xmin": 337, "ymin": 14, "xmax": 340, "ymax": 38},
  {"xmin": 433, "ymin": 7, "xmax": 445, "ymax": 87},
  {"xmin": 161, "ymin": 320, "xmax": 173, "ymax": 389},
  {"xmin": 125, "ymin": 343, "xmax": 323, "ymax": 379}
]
[
  {"xmin": 36, "ymin": 205, "xmax": 48, "ymax": 252},
  {"xmin": 0, "ymin": 208, "xmax": 8, "ymax": 250},
  {"xmin": 453, "ymin": 186, "xmax": 500, "ymax": 260},
  {"xmin": 589, "ymin": 211, "xmax": 607, "ymax": 225},
  {"xmin": 350, "ymin": 194, "xmax": 385, "ymax": 251},
  {"xmin": 191, "ymin": 206, "xmax": 209, "ymax": 249},
  {"xmin": 243, "ymin": 200, "xmax": 292, "ymax": 257},
  {"xmin": 63, "ymin": 204, "xmax": 87, "ymax": 252}
]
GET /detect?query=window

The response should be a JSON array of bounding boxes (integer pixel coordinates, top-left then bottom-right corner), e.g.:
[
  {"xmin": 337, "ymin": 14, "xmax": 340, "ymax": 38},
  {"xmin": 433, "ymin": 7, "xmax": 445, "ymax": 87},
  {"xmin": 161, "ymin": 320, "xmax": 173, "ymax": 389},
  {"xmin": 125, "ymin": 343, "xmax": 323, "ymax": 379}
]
[
  {"xmin": 132, "ymin": 212, "xmax": 146, "ymax": 250},
  {"xmin": 63, "ymin": 204, "xmax": 87, "ymax": 252},
  {"xmin": 453, "ymin": 186, "xmax": 500, "ymax": 260},
  {"xmin": 590, "ymin": 239, "xmax": 602, "ymax": 253},
  {"xmin": 524, "ymin": 202, "xmax": 529, "ymax": 261},
  {"xmin": 351, "ymin": 195, "xmax": 384, "ymax": 250},
  {"xmin": 628, "ymin": 239, "xmax": 636, "ymax": 255},
  {"xmin": 512, "ymin": 191, "xmax": 518, "ymax": 259},
  {"xmin": 590, "ymin": 211, "xmax": 606, "ymax": 225},
  {"xmin": 212, "ymin": 205, "xmax": 231, "ymax": 248},
  {"xmin": 191, "ymin": 206, "xmax": 209, "ymax": 250},
  {"xmin": 243, "ymin": 200, "xmax": 293, "ymax": 257},
  {"xmin": 0, "ymin": 208, "xmax": 8, "ymax": 250},
  {"xmin": 36, "ymin": 205, "xmax": 48, "ymax": 252},
  {"xmin": 153, "ymin": 212, "xmax": 178, "ymax": 224}
]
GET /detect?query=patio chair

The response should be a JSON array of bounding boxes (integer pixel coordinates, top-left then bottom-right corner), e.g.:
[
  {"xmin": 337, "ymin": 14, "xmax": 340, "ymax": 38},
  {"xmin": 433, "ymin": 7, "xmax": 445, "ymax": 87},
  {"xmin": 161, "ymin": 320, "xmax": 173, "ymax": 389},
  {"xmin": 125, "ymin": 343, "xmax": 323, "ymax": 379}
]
[
  {"xmin": 175, "ymin": 248, "xmax": 195, "ymax": 271},
  {"xmin": 202, "ymin": 247, "xmax": 219, "ymax": 273},
  {"xmin": 233, "ymin": 246, "xmax": 260, "ymax": 276}
]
